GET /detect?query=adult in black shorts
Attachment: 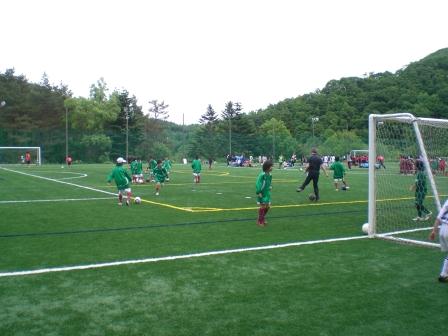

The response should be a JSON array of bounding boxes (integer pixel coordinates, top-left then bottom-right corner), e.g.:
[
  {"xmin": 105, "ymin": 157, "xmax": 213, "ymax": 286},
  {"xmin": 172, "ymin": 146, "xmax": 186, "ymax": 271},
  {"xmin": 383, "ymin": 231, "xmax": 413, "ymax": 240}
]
[{"xmin": 297, "ymin": 148, "xmax": 328, "ymax": 201}]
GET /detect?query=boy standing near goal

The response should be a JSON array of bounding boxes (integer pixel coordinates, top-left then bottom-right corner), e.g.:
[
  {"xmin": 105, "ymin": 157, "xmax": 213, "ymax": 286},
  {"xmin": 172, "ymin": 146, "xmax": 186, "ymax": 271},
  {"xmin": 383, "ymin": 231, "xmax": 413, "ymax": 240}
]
[
  {"xmin": 329, "ymin": 156, "xmax": 348, "ymax": 191},
  {"xmin": 107, "ymin": 157, "xmax": 132, "ymax": 206},
  {"xmin": 256, "ymin": 160, "xmax": 273, "ymax": 227},
  {"xmin": 410, "ymin": 160, "xmax": 432, "ymax": 221},
  {"xmin": 429, "ymin": 199, "xmax": 448, "ymax": 282}
]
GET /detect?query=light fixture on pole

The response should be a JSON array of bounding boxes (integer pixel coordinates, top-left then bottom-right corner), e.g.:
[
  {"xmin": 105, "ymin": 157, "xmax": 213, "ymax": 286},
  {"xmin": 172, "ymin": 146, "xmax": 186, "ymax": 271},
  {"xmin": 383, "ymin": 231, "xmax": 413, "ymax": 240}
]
[
  {"xmin": 65, "ymin": 106, "xmax": 68, "ymax": 163},
  {"xmin": 125, "ymin": 106, "xmax": 130, "ymax": 161},
  {"xmin": 311, "ymin": 117, "xmax": 319, "ymax": 144},
  {"xmin": 0, "ymin": 101, "xmax": 5, "ymax": 108}
]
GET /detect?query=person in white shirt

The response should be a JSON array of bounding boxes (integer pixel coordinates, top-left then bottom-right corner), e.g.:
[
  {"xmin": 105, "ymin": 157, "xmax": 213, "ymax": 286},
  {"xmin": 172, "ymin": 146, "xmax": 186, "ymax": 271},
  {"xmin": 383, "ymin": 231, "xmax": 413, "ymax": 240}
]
[{"xmin": 429, "ymin": 199, "xmax": 448, "ymax": 282}]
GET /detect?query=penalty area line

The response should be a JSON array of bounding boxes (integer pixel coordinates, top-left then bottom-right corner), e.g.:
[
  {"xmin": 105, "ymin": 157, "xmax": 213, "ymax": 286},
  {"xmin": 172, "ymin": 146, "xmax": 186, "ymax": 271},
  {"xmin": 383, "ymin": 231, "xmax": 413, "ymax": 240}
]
[{"xmin": 0, "ymin": 235, "xmax": 368, "ymax": 278}]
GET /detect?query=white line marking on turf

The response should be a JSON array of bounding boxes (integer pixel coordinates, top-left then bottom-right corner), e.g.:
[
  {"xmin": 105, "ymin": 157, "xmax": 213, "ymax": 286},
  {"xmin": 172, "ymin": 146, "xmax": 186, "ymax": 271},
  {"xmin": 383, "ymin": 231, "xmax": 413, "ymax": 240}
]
[
  {"xmin": 0, "ymin": 167, "xmax": 117, "ymax": 197},
  {"xmin": 0, "ymin": 197, "xmax": 115, "ymax": 204},
  {"xmin": 0, "ymin": 235, "xmax": 369, "ymax": 278}
]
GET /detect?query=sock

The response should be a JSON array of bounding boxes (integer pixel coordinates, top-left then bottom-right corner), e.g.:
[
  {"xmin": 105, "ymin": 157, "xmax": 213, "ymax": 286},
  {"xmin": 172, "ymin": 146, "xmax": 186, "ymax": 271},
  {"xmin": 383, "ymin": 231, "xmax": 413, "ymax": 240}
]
[
  {"xmin": 441, "ymin": 256, "xmax": 448, "ymax": 276},
  {"xmin": 258, "ymin": 208, "xmax": 264, "ymax": 223},
  {"xmin": 118, "ymin": 193, "xmax": 123, "ymax": 203},
  {"xmin": 264, "ymin": 207, "xmax": 270, "ymax": 216},
  {"xmin": 127, "ymin": 192, "xmax": 132, "ymax": 202}
]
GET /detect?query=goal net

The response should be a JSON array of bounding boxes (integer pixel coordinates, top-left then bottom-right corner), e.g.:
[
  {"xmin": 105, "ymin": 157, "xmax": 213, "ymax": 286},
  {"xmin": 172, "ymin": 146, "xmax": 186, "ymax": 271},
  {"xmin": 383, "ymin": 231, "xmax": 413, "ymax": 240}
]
[
  {"xmin": 368, "ymin": 113, "xmax": 448, "ymax": 247},
  {"xmin": 0, "ymin": 147, "xmax": 42, "ymax": 165}
]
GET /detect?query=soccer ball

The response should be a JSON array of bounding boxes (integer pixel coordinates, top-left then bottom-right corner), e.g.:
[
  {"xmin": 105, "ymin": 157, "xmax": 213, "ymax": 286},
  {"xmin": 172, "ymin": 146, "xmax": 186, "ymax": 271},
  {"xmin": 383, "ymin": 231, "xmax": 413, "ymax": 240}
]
[
  {"xmin": 134, "ymin": 196, "xmax": 141, "ymax": 204},
  {"xmin": 308, "ymin": 193, "xmax": 316, "ymax": 201},
  {"xmin": 362, "ymin": 223, "xmax": 370, "ymax": 234}
]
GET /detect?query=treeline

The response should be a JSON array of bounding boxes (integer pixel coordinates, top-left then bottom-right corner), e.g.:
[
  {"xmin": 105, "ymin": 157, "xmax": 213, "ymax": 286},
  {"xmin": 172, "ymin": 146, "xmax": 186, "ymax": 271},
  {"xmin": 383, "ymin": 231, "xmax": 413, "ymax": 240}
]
[{"xmin": 1, "ymin": 48, "xmax": 448, "ymax": 163}]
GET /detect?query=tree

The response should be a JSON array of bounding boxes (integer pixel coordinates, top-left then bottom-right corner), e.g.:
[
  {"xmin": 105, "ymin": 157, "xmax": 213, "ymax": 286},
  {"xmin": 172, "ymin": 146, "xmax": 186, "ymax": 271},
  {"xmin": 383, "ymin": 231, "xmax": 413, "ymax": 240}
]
[
  {"xmin": 221, "ymin": 101, "xmax": 242, "ymax": 155},
  {"xmin": 259, "ymin": 118, "xmax": 297, "ymax": 159},
  {"xmin": 148, "ymin": 99, "xmax": 169, "ymax": 120},
  {"xmin": 191, "ymin": 105, "xmax": 220, "ymax": 159}
]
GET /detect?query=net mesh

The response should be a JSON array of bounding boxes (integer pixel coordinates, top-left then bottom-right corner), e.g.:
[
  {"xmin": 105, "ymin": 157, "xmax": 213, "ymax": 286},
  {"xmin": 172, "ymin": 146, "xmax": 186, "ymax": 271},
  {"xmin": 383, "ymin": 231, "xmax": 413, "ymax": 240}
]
[
  {"xmin": 374, "ymin": 116, "xmax": 448, "ymax": 243},
  {"xmin": 0, "ymin": 147, "xmax": 41, "ymax": 165}
]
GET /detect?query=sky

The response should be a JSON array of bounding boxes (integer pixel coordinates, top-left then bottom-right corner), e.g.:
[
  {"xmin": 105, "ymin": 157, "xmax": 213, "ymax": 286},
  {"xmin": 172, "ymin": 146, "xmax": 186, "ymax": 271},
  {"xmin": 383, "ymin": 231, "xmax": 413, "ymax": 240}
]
[{"xmin": 1, "ymin": 0, "xmax": 447, "ymax": 125}]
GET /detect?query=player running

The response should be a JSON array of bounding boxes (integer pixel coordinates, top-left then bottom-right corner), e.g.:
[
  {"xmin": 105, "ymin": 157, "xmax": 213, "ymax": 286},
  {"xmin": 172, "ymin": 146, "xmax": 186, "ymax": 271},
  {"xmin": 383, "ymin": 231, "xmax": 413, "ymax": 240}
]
[
  {"xmin": 153, "ymin": 159, "xmax": 169, "ymax": 196},
  {"xmin": 107, "ymin": 157, "xmax": 132, "ymax": 206}
]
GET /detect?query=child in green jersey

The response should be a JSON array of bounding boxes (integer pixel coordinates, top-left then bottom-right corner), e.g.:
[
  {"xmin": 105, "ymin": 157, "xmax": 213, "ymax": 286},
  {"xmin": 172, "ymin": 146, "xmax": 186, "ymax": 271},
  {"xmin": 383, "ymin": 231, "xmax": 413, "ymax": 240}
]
[
  {"xmin": 107, "ymin": 157, "xmax": 132, "ymax": 206},
  {"xmin": 147, "ymin": 157, "xmax": 157, "ymax": 182},
  {"xmin": 192, "ymin": 156, "xmax": 202, "ymax": 183},
  {"xmin": 163, "ymin": 157, "xmax": 172, "ymax": 181},
  {"xmin": 329, "ymin": 156, "xmax": 349, "ymax": 191},
  {"xmin": 153, "ymin": 159, "xmax": 169, "ymax": 196},
  {"xmin": 256, "ymin": 160, "xmax": 273, "ymax": 227},
  {"xmin": 410, "ymin": 160, "xmax": 432, "ymax": 221}
]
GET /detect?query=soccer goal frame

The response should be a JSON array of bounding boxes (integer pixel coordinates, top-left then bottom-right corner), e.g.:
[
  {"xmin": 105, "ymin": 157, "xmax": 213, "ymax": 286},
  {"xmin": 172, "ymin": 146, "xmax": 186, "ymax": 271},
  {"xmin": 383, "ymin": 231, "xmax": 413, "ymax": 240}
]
[
  {"xmin": 0, "ymin": 146, "xmax": 42, "ymax": 165},
  {"xmin": 368, "ymin": 113, "xmax": 444, "ymax": 247}
]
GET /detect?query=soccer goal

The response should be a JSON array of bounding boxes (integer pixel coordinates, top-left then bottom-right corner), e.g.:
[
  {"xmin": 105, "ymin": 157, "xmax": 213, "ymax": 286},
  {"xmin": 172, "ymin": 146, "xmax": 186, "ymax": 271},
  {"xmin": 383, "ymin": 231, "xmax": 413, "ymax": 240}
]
[
  {"xmin": 0, "ymin": 147, "xmax": 42, "ymax": 165},
  {"xmin": 368, "ymin": 113, "xmax": 448, "ymax": 247}
]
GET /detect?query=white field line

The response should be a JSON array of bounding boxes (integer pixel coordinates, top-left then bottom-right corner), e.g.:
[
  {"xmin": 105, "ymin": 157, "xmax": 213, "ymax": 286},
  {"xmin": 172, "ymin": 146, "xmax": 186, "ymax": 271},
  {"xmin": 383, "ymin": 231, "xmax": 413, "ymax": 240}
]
[
  {"xmin": 0, "ymin": 235, "xmax": 369, "ymax": 278},
  {"xmin": 0, "ymin": 197, "xmax": 115, "ymax": 204},
  {"xmin": 0, "ymin": 167, "xmax": 117, "ymax": 197}
]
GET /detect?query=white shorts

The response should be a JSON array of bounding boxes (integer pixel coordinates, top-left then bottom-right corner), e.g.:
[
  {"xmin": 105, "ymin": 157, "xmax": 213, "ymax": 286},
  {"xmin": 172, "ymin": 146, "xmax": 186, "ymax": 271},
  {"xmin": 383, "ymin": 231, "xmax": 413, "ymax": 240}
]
[
  {"xmin": 118, "ymin": 188, "xmax": 131, "ymax": 194},
  {"xmin": 193, "ymin": 173, "xmax": 200, "ymax": 177},
  {"xmin": 440, "ymin": 224, "xmax": 448, "ymax": 252},
  {"xmin": 333, "ymin": 178, "xmax": 343, "ymax": 182}
]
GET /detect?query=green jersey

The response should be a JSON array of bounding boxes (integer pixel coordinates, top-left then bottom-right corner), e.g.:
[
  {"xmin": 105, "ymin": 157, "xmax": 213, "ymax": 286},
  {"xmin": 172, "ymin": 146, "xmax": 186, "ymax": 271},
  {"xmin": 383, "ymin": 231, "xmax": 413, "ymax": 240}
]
[
  {"xmin": 163, "ymin": 159, "xmax": 172, "ymax": 172},
  {"xmin": 136, "ymin": 161, "xmax": 143, "ymax": 174},
  {"xmin": 330, "ymin": 161, "xmax": 345, "ymax": 179},
  {"xmin": 415, "ymin": 171, "xmax": 427, "ymax": 195},
  {"xmin": 192, "ymin": 159, "xmax": 202, "ymax": 174},
  {"xmin": 130, "ymin": 160, "xmax": 138, "ymax": 174},
  {"xmin": 107, "ymin": 165, "xmax": 132, "ymax": 190},
  {"xmin": 148, "ymin": 159, "xmax": 157, "ymax": 171},
  {"xmin": 256, "ymin": 171, "xmax": 272, "ymax": 204},
  {"xmin": 153, "ymin": 166, "xmax": 168, "ymax": 183}
]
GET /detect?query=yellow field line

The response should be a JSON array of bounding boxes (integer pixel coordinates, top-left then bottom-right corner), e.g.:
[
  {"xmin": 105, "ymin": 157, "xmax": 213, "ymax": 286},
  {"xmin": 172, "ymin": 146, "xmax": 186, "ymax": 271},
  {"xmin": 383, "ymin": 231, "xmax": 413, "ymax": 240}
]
[{"xmin": 138, "ymin": 194, "xmax": 443, "ymax": 213}]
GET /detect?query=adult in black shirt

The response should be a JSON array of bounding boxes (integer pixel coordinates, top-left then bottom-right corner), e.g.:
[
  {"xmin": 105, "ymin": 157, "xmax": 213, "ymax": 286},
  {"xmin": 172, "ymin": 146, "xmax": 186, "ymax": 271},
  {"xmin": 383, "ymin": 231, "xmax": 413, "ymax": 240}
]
[{"xmin": 297, "ymin": 148, "xmax": 328, "ymax": 201}]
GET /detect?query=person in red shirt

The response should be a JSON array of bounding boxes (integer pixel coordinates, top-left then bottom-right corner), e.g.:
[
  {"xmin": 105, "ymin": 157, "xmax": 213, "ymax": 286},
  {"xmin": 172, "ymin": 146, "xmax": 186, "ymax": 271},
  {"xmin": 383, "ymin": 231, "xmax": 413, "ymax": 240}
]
[
  {"xmin": 439, "ymin": 158, "xmax": 446, "ymax": 176},
  {"xmin": 66, "ymin": 155, "xmax": 73, "ymax": 167},
  {"xmin": 25, "ymin": 151, "xmax": 31, "ymax": 165},
  {"xmin": 377, "ymin": 155, "xmax": 386, "ymax": 169}
]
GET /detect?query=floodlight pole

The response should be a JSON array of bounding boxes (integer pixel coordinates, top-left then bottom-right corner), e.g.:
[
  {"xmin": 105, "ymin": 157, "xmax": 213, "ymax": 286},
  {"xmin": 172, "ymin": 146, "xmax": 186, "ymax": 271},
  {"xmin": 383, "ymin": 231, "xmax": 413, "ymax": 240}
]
[
  {"xmin": 65, "ymin": 106, "xmax": 68, "ymax": 162},
  {"xmin": 228, "ymin": 117, "xmax": 232, "ymax": 157},
  {"xmin": 311, "ymin": 117, "xmax": 319, "ymax": 145},
  {"xmin": 272, "ymin": 122, "xmax": 276, "ymax": 161},
  {"xmin": 125, "ymin": 106, "xmax": 129, "ymax": 161}
]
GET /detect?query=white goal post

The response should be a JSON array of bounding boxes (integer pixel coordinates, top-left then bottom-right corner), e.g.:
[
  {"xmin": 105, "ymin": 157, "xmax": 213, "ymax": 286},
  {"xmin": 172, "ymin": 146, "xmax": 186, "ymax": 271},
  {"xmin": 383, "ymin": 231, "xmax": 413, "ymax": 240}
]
[
  {"xmin": 0, "ymin": 147, "xmax": 42, "ymax": 165},
  {"xmin": 368, "ymin": 113, "xmax": 447, "ymax": 247}
]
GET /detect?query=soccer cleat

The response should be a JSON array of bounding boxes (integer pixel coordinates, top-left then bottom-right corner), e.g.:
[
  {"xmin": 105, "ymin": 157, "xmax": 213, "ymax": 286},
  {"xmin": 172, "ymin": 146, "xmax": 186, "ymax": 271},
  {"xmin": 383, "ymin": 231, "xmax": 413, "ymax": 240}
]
[
  {"xmin": 423, "ymin": 211, "xmax": 433, "ymax": 220},
  {"xmin": 118, "ymin": 202, "xmax": 123, "ymax": 206},
  {"xmin": 412, "ymin": 216, "xmax": 422, "ymax": 221},
  {"xmin": 335, "ymin": 189, "xmax": 339, "ymax": 191},
  {"xmin": 126, "ymin": 200, "xmax": 130, "ymax": 206},
  {"xmin": 155, "ymin": 192, "xmax": 159, "ymax": 196},
  {"xmin": 296, "ymin": 188, "xmax": 303, "ymax": 192},
  {"xmin": 438, "ymin": 275, "xmax": 448, "ymax": 283}
]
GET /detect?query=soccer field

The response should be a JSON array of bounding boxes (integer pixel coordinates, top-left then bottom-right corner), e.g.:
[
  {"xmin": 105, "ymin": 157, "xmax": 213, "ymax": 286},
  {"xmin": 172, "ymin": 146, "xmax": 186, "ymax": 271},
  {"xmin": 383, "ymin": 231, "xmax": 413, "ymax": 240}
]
[{"xmin": 0, "ymin": 163, "xmax": 446, "ymax": 335}]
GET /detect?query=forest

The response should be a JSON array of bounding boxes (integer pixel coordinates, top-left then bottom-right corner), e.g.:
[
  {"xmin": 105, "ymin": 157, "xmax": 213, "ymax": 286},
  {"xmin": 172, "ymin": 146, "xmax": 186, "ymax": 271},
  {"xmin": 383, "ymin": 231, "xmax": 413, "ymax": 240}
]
[{"xmin": 1, "ymin": 48, "xmax": 448, "ymax": 163}]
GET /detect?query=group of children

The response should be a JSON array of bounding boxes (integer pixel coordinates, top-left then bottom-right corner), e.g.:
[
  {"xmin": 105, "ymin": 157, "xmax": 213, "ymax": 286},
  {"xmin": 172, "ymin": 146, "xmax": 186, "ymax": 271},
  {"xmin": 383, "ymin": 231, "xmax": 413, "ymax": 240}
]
[
  {"xmin": 107, "ymin": 156, "xmax": 203, "ymax": 203},
  {"xmin": 107, "ymin": 153, "xmax": 448, "ymax": 283}
]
